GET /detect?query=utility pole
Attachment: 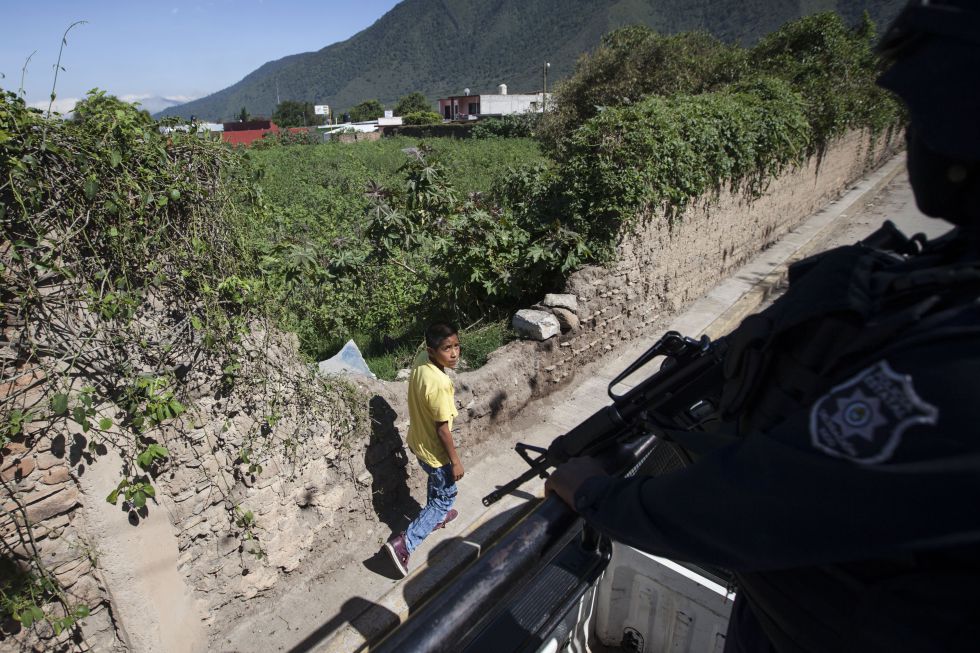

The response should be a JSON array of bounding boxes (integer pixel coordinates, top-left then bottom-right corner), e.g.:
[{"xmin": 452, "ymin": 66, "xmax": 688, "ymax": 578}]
[{"xmin": 543, "ymin": 62, "xmax": 550, "ymax": 112}]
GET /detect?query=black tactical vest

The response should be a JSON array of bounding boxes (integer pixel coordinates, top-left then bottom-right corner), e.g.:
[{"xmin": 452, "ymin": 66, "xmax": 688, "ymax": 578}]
[{"xmin": 718, "ymin": 222, "xmax": 980, "ymax": 652}]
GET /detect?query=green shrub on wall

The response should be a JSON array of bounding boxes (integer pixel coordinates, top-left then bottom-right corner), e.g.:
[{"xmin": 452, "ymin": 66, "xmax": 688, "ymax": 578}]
[
  {"xmin": 544, "ymin": 12, "xmax": 900, "ymax": 159},
  {"xmin": 748, "ymin": 12, "xmax": 901, "ymax": 148},
  {"xmin": 517, "ymin": 11, "xmax": 900, "ymax": 264},
  {"xmin": 508, "ymin": 77, "xmax": 811, "ymax": 265}
]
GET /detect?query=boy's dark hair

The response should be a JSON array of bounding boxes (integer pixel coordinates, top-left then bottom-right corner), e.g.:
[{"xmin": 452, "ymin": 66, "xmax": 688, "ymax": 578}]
[{"xmin": 425, "ymin": 322, "xmax": 458, "ymax": 349}]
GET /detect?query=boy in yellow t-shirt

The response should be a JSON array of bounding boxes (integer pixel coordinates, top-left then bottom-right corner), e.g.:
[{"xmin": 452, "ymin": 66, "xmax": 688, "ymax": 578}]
[{"xmin": 385, "ymin": 322, "xmax": 462, "ymax": 577}]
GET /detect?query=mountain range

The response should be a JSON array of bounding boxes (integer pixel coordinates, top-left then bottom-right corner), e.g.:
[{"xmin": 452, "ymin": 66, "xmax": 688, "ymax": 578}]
[{"xmin": 157, "ymin": 0, "xmax": 905, "ymax": 123}]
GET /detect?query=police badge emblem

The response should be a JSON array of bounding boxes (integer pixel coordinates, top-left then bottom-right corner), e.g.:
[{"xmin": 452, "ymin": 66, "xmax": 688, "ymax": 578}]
[{"xmin": 809, "ymin": 361, "xmax": 938, "ymax": 464}]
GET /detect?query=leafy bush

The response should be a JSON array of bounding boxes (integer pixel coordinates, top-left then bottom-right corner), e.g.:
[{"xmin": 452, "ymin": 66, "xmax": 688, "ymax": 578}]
[
  {"xmin": 402, "ymin": 111, "xmax": 443, "ymax": 125},
  {"xmin": 543, "ymin": 13, "xmax": 899, "ymax": 157},
  {"xmin": 520, "ymin": 11, "xmax": 900, "ymax": 265},
  {"xmin": 471, "ymin": 113, "xmax": 541, "ymax": 139}
]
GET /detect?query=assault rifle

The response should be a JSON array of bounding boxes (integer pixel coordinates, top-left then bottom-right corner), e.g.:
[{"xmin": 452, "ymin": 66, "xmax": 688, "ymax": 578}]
[
  {"xmin": 483, "ymin": 329, "xmax": 729, "ymax": 506},
  {"xmin": 374, "ymin": 330, "xmax": 731, "ymax": 653}
]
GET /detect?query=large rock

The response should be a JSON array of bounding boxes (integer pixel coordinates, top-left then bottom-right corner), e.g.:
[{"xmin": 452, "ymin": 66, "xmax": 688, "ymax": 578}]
[
  {"xmin": 512, "ymin": 309, "xmax": 560, "ymax": 341},
  {"xmin": 317, "ymin": 340, "xmax": 376, "ymax": 379},
  {"xmin": 542, "ymin": 293, "xmax": 578, "ymax": 313},
  {"xmin": 551, "ymin": 307, "xmax": 580, "ymax": 333}
]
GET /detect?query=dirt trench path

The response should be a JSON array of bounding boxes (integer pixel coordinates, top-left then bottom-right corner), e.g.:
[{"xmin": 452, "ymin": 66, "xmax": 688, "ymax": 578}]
[{"xmin": 213, "ymin": 160, "xmax": 948, "ymax": 653}]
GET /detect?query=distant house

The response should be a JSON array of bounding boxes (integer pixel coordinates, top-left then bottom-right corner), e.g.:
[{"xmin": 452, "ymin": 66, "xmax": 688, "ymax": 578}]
[
  {"xmin": 220, "ymin": 120, "xmax": 309, "ymax": 146},
  {"xmin": 317, "ymin": 113, "xmax": 403, "ymax": 141},
  {"xmin": 159, "ymin": 122, "xmax": 224, "ymax": 135},
  {"xmin": 437, "ymin": 84, "xmax": 552, "ymax": 120}
]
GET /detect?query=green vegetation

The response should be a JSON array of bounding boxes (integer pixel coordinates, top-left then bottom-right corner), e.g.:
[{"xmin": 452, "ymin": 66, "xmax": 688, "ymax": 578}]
[
  {"xmin": 471, "ymin": 113, "xmax": 541, "ymax": 139},
  {"xmin": 527, "ymin": 12, "xmax": 901, "ymax": 258},
  {"xmin": 748, "ymin": 12, "xmax": 898, "ymax": 146},
  {"xmin": 543, "ymin": 14, "xmax": 897, "ymax": 157},
  {"xmin": 0, "ymin": 90, "xmax": 361, "ymax": 633},
  {"xmin": 244, "ymin": 136, "xmax": 546, "ymax": 366},
  {"xmin": 1, "ymin": 88, "xmax": 255, "ymax": 638},
  {"xmin": 3, "ymin": 13, "xmax": 898, "ymax": 387},
  {"xmin": 1, "ymin": 558, "xmax": 90, "ymax": 637},
  {"xmin": 539, "ymin": 28, "xmax": 745, "ymax": 153}
]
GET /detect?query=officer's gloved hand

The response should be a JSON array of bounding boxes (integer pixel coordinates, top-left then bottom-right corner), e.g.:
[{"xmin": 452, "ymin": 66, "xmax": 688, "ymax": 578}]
[{"xmin": 546, "ymin": 456, "xmax": 607, "ymax": 510}]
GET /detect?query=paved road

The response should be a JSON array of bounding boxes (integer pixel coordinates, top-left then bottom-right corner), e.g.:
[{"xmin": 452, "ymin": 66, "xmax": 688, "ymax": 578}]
[
  {"xmin": 809, "ymin": 166, "xmax": 950, "ymax": 249},
  {"xmin": 224, "ymin": 155, "xmax": 954, "ymax": 653},
  {"xmin": 752, "ymin": 165, "xmax": 952, "ymax": 313}
]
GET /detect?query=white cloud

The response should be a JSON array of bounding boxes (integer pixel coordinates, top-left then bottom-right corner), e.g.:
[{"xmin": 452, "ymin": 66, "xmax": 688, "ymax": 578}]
[
  {"xmin": 28, "ymin": 97, "xmax": 79, "ymax": 115},
  {"xmin": 119, "ymin": 94, "xmax": 198, "ymax": 114},
  {"xmin": 120, "ymin": 93, "xmax": 196, "ymax": 104},
  {"xmin": 26, "ymin": 94, "xmax": 198, "ymax": 117},
  {"xmin": 172, "ymin": 7, "xmax": 179, "ymax": 13}
]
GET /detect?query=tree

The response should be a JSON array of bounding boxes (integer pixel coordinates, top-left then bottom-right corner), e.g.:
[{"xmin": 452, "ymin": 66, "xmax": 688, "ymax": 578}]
[
  {"xmin": 395, "ymin": 92, "xmax": 431, "ymax": 116},
  {"xmin": 272, "ymin": 100, "xmax": 324, "ymax": 127},
  {"xmin": 238, "ymin": 106, "xmax": 250, "ymax": 122},
  {"xmin": 348, "ymin": 99, "xmax": 385, "ymax": 122}
]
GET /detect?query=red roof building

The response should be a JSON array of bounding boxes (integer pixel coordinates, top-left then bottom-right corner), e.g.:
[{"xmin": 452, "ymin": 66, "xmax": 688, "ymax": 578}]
[{"xmin": 220, "ymin": 121, "xmax": 311, "ymax": 146}]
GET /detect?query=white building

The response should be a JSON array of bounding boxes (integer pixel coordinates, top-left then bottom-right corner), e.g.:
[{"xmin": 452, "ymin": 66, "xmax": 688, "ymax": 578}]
[{"xmin": 437, "ymin": 84, "xmax": 552, "ymax": 120}]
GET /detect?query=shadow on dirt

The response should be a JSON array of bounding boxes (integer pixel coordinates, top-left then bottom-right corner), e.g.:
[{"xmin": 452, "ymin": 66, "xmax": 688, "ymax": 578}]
[{"xmin": 366, "ymin": 395, "xmax": 421, "ymax": 535}]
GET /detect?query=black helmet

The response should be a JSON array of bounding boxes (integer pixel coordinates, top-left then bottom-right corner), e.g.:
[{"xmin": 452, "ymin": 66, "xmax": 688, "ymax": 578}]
[{"xmin": 876, "ymin": 0, "xmax": 980, "ymax": 161}]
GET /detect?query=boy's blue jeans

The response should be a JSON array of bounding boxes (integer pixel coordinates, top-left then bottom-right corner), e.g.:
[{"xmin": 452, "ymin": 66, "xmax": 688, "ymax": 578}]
[{"xmin": 405, "ymin": 459, "xmax": 457, "ymax": 553}]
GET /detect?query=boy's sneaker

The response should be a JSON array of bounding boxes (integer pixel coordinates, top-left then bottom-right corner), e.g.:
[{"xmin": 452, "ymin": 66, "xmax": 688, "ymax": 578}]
[
  {"xmin": 385, "ymin": 532, "xmax": 410, "ymax": 577},
  {"xmin": 434, "ymin": 509, "xmax": 459, "ymax": 530}
]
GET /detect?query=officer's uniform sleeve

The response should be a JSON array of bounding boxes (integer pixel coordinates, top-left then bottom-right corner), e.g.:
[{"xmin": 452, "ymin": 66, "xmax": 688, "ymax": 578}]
[{"xmin": 574, "ymin": 339, "xmax": 980, "ymax": 572}]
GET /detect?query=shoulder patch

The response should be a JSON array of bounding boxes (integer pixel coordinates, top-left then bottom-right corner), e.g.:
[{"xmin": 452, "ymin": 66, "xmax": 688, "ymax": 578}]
[{"xmin": 809, "ymin": 361, "xmax": 938, "ymax": 464}]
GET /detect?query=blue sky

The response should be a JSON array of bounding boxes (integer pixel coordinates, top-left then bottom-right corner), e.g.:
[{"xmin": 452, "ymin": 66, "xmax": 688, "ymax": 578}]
[{"xmin": 0, "ymin": 0, "xmax": 401, "ymax": 113}]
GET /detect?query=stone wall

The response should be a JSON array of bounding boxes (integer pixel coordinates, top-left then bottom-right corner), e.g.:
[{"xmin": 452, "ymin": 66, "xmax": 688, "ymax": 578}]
[
  {"xmin": 451, "ymin": 129, "xmax": 901, "ymax": 444},
  {"xmin": 332, "ymin": 131, "xmax": 382, "ymax": 143},
  {"xmin": 0, "ymin": 320, "xmax": 371, "ymax": 652}
]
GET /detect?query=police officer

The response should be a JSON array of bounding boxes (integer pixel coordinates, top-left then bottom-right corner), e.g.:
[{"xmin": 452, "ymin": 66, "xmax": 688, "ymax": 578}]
[{"xmin": 547, "ymin": 1, "xmax": 980, "ymax": 650}]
